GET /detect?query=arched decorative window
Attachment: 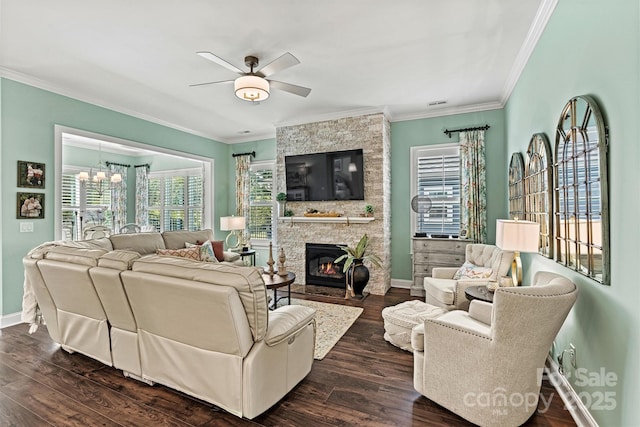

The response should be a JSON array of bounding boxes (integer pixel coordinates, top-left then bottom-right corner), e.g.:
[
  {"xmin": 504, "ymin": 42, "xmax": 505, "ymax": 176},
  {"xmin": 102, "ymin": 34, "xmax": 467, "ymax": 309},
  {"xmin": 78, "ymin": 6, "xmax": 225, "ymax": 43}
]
[
  {"xmin": 554, "ymin": 95, "xmax": 609, "ymax": 285},
  {"xmin": 524, "ymin": 133, "xmax": 553, "ymax": 258},
  {"xmin": 508, "ymin": 153, "xmax": 525, "ymax": 220}
]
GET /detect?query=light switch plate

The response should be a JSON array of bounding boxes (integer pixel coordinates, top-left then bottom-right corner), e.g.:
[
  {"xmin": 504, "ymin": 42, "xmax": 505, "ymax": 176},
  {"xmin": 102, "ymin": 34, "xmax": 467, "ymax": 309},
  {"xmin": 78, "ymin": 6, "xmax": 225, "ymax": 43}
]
[{"xmin": 20, "ymin": 222, "xmax": 34, "ymax": 232}]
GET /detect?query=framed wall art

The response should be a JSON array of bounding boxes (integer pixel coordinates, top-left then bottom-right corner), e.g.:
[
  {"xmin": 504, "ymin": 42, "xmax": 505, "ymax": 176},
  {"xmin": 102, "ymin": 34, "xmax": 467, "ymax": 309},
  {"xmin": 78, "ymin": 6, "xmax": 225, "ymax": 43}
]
[
  {"xmin": 17, "ymin": 192, "xmax": 45, "ymax": 219},
  {"xmin": 17, "ymin": 160, "xmax": 45, "ymax": 189}
]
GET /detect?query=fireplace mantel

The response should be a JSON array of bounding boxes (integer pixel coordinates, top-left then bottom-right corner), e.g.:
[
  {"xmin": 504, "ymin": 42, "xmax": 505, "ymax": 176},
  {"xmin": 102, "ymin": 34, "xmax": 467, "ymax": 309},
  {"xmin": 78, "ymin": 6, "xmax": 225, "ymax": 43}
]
[{"xmin": 278, "ymin": 216, "xmax": 375, "ymax": 224}]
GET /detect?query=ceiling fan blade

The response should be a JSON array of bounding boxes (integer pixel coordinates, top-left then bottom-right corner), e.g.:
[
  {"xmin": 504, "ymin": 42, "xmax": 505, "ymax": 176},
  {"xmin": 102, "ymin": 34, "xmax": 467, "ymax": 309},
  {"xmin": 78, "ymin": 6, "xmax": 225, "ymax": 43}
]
[
  {"xmin": 269, "ymin": 80, "xmax": 311, "ymax": 97},
  {"xmin": 189, "ymin": 80, "xmax": 234, "ymax": 87},
  {"xmin": 257, "ymin": 52, "xmax": 300, "ymax": 77},
  {"xmin": 196, "ymin": 51, "xmax": 244, "ymax": 74}
]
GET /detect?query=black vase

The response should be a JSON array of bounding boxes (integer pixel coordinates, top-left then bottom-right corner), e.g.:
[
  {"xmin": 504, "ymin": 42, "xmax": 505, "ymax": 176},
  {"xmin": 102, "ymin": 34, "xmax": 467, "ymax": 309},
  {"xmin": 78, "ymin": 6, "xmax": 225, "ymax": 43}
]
[{"xmin": 348, "ymin": 259, "xmax": 370, "ymax": 296}]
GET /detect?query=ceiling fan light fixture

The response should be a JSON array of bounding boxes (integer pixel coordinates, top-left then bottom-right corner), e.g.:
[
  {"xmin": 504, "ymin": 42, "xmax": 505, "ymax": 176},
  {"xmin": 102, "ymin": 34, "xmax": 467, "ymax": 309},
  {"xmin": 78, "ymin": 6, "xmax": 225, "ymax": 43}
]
[{"xmin": 234, "ymin": 75, "xmax": 270, "ymax": 102}]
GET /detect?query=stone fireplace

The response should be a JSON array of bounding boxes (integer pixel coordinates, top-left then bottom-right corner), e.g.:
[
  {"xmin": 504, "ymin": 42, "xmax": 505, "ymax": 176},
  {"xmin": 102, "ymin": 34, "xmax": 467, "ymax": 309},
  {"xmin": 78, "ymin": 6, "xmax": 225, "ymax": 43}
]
[{"xmin": 276, "ymin": 113, "xmax": 391, "ymax": 295}]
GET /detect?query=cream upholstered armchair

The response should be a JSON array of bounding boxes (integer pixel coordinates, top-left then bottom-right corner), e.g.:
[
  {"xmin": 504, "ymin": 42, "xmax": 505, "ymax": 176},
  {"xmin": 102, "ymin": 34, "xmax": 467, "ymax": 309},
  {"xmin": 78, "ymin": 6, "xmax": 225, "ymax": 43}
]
[
  {"xmin": 424, "ymin": 244, "xmax": 514, "ymax": 311},
  {"xmin": 412, "ymin": 271, "xmax": 578, "ymax": 427}
]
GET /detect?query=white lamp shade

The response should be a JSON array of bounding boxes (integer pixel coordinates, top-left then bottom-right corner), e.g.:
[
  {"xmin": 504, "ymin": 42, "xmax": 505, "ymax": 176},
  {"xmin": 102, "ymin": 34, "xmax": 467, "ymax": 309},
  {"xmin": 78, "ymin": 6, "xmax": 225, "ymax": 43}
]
[
  {"xmin": 220, "ymin": 216, "xmax": 246, "ymax": 231},
  {"xmin": 95, "ymin": 171, "xmax": 107, "ymax": 181},
  {"xmin": 110, "ymin": 173, "xmax": 122, "ymax": 183},
  {"xmin": 496, "ymin": 219, "xmax": 540, "ymax": 252},
  {"xmin": 78, "ymin": 171, "xmax": 89, "ymax": 181},
  {"xmin": 234, "ymin": 75, "xmax": 270, "ymax": 102}
]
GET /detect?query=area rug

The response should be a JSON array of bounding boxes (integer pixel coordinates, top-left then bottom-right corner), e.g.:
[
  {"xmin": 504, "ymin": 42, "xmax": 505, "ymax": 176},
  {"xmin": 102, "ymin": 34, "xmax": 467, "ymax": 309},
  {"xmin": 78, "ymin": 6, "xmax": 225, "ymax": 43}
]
[{"xmin": 278, "ymin": 298, "xmax": 363, "ymax": 360}]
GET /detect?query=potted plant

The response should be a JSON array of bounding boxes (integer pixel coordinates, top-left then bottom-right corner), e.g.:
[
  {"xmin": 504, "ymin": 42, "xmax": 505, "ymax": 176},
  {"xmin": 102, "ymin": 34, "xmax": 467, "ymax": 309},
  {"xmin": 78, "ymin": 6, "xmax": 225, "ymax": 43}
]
[
  {"xmin": 276, "ymin": 192, "xmax": 287, "ymax": 217},
  {"xmin": 364, "ymin": 204, "xmax": 374, "ymax": 217},
  {"xmin": 335, "ymin": 234, "xmax": 382, "ymax": 298}
]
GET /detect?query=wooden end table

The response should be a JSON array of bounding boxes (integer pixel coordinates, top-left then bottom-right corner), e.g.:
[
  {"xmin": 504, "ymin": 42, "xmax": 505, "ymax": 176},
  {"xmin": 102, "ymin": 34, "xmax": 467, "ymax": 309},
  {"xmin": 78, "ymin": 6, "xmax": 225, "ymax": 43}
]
[
  {"xmin": 262, "ymin": 271, "xmax": 296, "ymax": 310},
  {"xmin": 464, "ymin": 285, "xmax": 495, "ymax": 303}
]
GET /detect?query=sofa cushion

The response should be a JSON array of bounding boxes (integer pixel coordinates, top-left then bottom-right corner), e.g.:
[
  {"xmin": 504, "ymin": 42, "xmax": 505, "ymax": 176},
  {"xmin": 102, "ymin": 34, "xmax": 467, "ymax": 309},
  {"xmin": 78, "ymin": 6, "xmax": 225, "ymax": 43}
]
[
  {"xmin": 110, "ymin": 232, "xmax": 165, "ymax": 255},
  {"xmin": 196, "ymin": 240, "xmax": 225, "ymax": 261},
  {"xmin": 162, "ymin": 229, "xmax": 214, "ymax": 250},
  {"xmin": 156, "ymin": 246, "xmax": 200, "ymax": 260},
  {"xmin": 43, "ymin": 246, "xmax": 109, "ymax": 267},
  {"xmin": 452, "ymin": 261, "xmax": 493, "ymax": 280},
  {"xmin": 98, "ymin": 250, "xmax": 141, "ymax": 270},
  {"xmin": 131, "ymin": 255, "xmax": 268, "ymax": 341},
  {"xmin": 186, "ymin": 241, "xmax": 220, "ymax": 263}
]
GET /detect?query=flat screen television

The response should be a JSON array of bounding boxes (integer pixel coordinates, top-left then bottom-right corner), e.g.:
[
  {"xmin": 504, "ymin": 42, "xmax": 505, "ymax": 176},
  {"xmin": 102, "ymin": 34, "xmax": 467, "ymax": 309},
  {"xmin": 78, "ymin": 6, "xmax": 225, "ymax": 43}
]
[{"xmin": 284, "ymin": 149, "xmax": 364, "ymax": 201}]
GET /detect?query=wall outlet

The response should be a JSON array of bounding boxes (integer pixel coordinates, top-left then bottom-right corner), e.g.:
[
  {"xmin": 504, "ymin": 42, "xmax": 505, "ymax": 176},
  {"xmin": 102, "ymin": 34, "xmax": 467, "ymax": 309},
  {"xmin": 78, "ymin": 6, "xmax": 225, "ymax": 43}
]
[{"xmin": 20, "ymin": 222, "xmax": 34, "ymax": 233}]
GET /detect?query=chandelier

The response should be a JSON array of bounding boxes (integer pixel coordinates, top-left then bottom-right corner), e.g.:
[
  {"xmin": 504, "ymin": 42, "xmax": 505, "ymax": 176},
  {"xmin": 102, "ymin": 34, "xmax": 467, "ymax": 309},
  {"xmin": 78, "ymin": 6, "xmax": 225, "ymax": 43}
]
[{"xmin": 77, "ymin": 144, "xmax": 122, "ymax": 196}]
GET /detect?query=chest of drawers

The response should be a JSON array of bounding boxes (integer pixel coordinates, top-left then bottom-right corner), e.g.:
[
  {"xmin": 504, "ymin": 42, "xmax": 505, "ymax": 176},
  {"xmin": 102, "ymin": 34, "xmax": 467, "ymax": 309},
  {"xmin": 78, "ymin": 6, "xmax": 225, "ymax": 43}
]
[{"xmin": 410, "ymin": 238, "xmax": 472, "ymax": 297}]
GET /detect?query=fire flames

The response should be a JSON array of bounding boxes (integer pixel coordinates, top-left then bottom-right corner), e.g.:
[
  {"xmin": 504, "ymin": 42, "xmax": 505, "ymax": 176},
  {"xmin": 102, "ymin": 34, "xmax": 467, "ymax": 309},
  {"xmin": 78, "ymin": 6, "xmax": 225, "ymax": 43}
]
[{"xmin": 318, "ymin": 262, "xmax": 338, "ymax": 275}]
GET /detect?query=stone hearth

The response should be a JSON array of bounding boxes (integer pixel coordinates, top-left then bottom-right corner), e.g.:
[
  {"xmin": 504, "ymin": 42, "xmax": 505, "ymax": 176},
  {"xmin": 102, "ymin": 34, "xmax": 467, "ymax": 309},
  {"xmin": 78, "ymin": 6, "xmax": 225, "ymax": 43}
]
[{"xmin": 276, "ymin": 113, "xmax": 391, "ymax": 295}]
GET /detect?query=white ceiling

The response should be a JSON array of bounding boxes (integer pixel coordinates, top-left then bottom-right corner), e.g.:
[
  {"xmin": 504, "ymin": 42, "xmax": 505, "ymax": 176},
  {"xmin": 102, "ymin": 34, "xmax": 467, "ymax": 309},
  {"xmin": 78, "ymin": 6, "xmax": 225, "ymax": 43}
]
[{"xmin": 0, "ymin": 0, "xmax": 554, "ymax": 144}]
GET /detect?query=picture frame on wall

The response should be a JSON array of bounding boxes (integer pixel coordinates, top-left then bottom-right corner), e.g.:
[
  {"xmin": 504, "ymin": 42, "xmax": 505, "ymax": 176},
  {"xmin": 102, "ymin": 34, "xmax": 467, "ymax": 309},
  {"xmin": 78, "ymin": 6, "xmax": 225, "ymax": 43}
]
[
  {"xmin": 17, "ymin": 192, "xmax": 45, "ymax": 219},
  {"xmin": 17, "ymin": 160, "xmax": 45, "ymax": 189}
]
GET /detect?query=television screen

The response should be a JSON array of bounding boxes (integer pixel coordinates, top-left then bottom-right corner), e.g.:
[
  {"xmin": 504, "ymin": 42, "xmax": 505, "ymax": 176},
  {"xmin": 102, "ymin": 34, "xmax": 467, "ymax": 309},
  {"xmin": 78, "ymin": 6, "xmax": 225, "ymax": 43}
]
[{"xmin": 284, "ymin": 149, "xmax": 364, "ymax": 201}]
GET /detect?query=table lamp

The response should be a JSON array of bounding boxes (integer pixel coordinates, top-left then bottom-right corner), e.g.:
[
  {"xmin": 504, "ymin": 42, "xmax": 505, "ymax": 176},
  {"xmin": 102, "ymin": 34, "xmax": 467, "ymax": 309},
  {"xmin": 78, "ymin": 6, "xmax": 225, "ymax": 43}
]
[
  {"xmin": 495, "ymin": 219, "xmax": 540, "ymax": 286},
  {"xmin": 220, "ymin": 216, "xmax": 245, "ymax": 250}
]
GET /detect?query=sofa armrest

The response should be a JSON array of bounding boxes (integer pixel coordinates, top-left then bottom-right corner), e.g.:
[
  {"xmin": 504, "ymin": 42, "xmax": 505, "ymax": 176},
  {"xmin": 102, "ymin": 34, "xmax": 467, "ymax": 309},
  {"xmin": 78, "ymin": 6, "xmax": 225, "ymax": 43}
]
[
  {"xmin": 265, "ymin": 305, "xmax": 316, "ymax": 346},
  {"xmin": 431, "ymin": 267, "xmax": 458, "ymax": 279},
  {"xmin": 223, "ymin": 251, "xmax": 241, "ymax": 262},
  {"xmin": 468, "ymin": 300, "xmax": 493, "ymax": 325}
]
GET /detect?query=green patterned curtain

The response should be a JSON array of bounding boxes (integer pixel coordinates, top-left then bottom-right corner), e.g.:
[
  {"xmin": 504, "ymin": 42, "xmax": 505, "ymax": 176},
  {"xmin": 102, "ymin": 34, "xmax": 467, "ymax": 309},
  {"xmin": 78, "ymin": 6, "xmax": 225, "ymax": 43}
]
[
  {"xmin": 108, "ymin": 163, "xmax": 128, "ymax": 232},
  {"xmin": 460, "ymin": 130, "xmax": 487, "ymax": 243},
  {"xmin": 135, "ymin": 164, "xmax": 149, "ymax": 226},
  {"xmin": 235, "ymin": 154, "xmax": 251, "ymax": 244}
]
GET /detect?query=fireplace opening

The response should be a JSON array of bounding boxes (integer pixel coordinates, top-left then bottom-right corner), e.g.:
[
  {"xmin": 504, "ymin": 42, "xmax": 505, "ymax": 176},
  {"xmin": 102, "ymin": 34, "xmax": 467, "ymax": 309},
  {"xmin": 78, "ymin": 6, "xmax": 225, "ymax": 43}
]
[{"xmin": 306, "ymin": 243, "xmax": 346, "ymax": 288}]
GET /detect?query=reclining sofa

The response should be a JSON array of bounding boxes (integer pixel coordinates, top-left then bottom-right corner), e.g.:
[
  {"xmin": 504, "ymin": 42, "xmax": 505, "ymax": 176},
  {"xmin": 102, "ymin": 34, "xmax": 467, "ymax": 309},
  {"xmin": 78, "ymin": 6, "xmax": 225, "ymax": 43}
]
[{"xmin": 22, "ymin": 229, "xmax": 316, "ymax": 419}]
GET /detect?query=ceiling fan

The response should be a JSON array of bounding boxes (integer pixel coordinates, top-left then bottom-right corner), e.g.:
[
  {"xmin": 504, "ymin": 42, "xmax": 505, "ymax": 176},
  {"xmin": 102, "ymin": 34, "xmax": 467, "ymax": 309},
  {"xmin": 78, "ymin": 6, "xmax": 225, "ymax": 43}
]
[{"xmin": 191, "ymin": 51, "xmax": 311, "ymax": 102}]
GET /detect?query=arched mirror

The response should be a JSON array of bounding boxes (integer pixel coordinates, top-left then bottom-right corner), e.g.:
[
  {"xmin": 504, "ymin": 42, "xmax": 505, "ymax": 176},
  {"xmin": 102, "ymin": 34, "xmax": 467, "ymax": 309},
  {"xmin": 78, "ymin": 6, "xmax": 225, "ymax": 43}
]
[
  {"xmin": 524, "ymin": 133, "xmax": 553, "ymax": 258},
  {"xmin": 508, "ymin": 152, "xmax": 525, "ymax": 220},
  {"xmin": 554, "ymin": 95, "xmax": 609, "ymax": 285}
]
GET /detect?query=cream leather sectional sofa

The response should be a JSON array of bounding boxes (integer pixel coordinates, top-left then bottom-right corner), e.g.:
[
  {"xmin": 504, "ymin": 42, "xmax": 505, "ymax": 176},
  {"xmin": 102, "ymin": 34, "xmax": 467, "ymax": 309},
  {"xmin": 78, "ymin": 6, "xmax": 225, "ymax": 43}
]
[{"xmin": 22, "ymin": 229, "xmax": 316, "ymax": 419}]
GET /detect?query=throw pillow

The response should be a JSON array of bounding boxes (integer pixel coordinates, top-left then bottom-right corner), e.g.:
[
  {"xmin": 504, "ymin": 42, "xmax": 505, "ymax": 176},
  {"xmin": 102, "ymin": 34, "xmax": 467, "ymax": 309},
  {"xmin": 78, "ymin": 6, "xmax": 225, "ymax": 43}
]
[
  {"xmin": 186, "ymin": 241, "xmax": 219, "ymax": 263},
  {"xmin": 156, "ymin": 246, "xmax": 200, "ymax": 261},
  {"xmin": 453, "ymin": 261, "xmax": 493, "ymax": 280},
  {"xmin": 196, "ymin": 239, "xmax": 224, "ymax": 261}
]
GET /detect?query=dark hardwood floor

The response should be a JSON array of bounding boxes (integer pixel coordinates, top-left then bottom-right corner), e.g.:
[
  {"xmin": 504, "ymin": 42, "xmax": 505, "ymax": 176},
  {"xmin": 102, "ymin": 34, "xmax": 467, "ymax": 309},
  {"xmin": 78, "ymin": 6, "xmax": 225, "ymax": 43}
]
[{"xmin": 0, "ymin": 288, "xmax": 576, "ymax": 426}]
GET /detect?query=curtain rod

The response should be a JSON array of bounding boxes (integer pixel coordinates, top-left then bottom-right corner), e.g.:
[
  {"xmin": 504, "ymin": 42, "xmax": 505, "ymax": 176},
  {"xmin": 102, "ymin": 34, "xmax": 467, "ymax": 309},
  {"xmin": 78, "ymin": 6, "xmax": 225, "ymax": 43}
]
[
  {"xmin": 443, "ymin": 124, "xmax": 490, "ymax": 138},
  {"xmin": 105, "ymin": 161, "xmax": 131, "ymax": 168},
  {"xmin": 232, "ymin": 151, "xmax": 256, "ymax": 158},
  {"xmin": 134, "ymin": 163, "xmax": 150, "ymax": 169}
]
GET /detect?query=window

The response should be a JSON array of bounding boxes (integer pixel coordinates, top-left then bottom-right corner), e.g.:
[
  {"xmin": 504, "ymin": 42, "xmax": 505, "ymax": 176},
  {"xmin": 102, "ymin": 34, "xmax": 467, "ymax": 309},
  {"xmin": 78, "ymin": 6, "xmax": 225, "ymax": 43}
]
[
  {"xmin": 410, "ymin": 144, "xmax": 461, "ymax": 236},
  {"xmin": 61, "ymin": 166, "xmax": 113, "ymax": 240},
  {"xmin": 508, "ymin": 152, "xmax": 525, "ymax": 220},
  {"xmin": 554, "ymin": 95, "xmax": 609, "ymax": 285},
  {"xmin": 524, "ymin": 133, "xmax": 553, "ymax": 258},
  {"xmin": 148, "ymin": 168, "xmax": 203, "ymax": 232},
  {"xmin": 249, "ymin": 161, "xmax": 275, "ymax": 246}
]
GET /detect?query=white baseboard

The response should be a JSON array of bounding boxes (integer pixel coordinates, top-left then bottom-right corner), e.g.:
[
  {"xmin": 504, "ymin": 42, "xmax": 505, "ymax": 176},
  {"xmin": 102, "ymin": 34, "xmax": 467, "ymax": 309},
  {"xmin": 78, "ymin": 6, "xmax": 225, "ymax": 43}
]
[
  {"xmin": 0, "ymin": 312, "xmax": 22, "ymax": 329},
  {"xmin": 545, "ymin": 356, "xmax": 598, "ymax": 427},
  {"xmin": 390, "ymin": 278, "xmax": 412, "ymax": 289}
]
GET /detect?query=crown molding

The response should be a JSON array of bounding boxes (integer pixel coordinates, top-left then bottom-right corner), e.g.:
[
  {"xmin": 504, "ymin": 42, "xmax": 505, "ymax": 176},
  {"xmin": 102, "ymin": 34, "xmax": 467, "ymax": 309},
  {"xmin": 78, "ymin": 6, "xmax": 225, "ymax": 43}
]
[
  {"xmin": 500, "ymin": 0, "xmax": 558, "ymax": 105},
  {"xmin": 0, "ymin": 67, "xmax": 228, "ymax": 143},
  {"xmin": 390, "ymin": 101, "xmax": 504, "ymax": 123}
]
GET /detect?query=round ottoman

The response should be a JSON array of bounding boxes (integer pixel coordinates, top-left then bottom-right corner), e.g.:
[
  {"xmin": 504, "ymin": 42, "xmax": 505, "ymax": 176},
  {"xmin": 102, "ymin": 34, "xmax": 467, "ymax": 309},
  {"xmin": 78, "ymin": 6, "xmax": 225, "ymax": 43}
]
[{"xmin": 381, "ymin": 300, "xmax": 446, "ymax": 351}]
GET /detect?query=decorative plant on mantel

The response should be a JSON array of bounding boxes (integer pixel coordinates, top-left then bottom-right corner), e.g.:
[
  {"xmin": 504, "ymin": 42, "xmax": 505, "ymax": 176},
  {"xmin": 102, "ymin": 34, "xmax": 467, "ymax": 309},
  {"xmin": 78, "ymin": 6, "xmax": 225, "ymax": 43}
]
[
  {"xmin": 335, "ymin": 234, "xmax": 382, "ymax": 298},
  {"xmin": 276, "ymin": 192, "xmax": 287, "ymax": 217}
]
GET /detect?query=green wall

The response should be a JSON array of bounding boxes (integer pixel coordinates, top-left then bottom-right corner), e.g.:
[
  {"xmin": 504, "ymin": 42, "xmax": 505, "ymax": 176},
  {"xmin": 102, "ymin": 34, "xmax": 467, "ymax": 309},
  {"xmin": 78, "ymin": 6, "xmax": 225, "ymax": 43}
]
[
  {"xmin": 505, "ymin": 0, "xmax": 639, "ymax": 425},
  {"xmin": 390, "ymin": 109, "xmax": 507, "ymax": 280},
  {"xmin": 1, "ymin": 78, "xmax": 230, "ymax": 315}
]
